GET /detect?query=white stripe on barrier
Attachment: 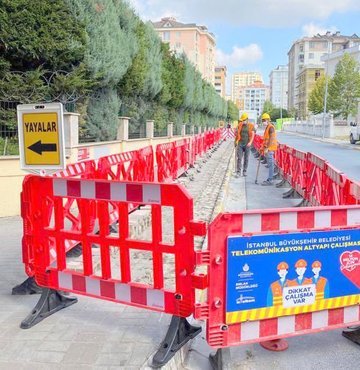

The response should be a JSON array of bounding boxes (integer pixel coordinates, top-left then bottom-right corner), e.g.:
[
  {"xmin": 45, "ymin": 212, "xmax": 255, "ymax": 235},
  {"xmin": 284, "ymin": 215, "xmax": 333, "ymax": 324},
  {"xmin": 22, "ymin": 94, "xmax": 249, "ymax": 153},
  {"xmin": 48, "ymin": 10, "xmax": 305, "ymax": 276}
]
[
  {"xmin": 280, "ymin": 212, "xmax": 298, "ymax": 230},
  {"xmin": 241, "ymin": 320, "xmax": 260, "ymax": 341},
  {"xmin": 347, "ymin": 209, "xmax": 360, "ymax": 225},
  {"xmin": 314, "ymin": 210, "xmax": 331, "ymax": 228},
  {"xmin": 344, "ymin": 305, "xmax": 359, "ymax": 323},
  {"xmin": 311, "ymin": 310, "xmax": 328, "ymax": 329},
  {"xmin": 110, "ymin": 183, "xmax": 127, "ymax": 201},
  {"xmin": 243, "ymin": 214, "xmax": 262, "ymax": 233},
  {"xmin": 278, "ymin": 315, "xmax": 295, "ymax": 335},
  {"xmin": 58, "ymin": 271, "xmax": 72, "ymax": 290},
  {"xmin": 147, "ymin": 289, "xmax": 165, "ymax": 310},
  {"xmin": 53, "ymin": 179, "xmax": 68, "ymax": 197},
  {"xmin": 115, "ymin": 283, "xmax": 131, "ymax": 302},
  {"xmin": 81, "ymin": 180, "xmax": 96, "ymax": 199},
  {"xmin": 86, "ymin": 277, "xmax": 100, "ymax": 296},
  {"xmin": 143, "ymin": 184, "xmax": 161, "ymax": 204}
]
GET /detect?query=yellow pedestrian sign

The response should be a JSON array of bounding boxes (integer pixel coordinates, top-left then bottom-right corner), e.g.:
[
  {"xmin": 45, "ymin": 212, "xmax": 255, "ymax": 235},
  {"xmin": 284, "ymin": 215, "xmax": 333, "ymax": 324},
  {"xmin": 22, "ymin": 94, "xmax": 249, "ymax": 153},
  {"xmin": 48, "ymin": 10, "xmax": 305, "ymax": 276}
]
[{"xmin": 17, "ymin": 103, "xmax": 65, "ymax": 173}]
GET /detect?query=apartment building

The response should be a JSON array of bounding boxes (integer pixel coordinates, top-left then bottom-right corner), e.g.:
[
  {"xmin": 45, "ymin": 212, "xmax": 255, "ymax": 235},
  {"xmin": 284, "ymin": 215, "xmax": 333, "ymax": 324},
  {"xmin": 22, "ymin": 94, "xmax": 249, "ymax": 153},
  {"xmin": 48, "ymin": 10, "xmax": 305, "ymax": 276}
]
[
  {"xmin": 243, "ymin": 81, "xmax": 270, "ymax": 116},
  {"xmin": 297, "ymin": 66, "xmax": 324, "ymax": 119},
  {"xmin": 231, "ymin": 72, "xmax": 263, "ymax": 109},
  {"xmin": 269, "ymin": 65, "xmax": 288, "ymax": 110},
  {"xmin": 152, "ymin": 17, "xmax": 216, "ymax": 84},
  {"xmin": 287, "ymin": 31, "xmax": 360, "ymax": 115},
  {"xmin": 214, "ymin": 66, "xmax": 227, "ymax": 98}
]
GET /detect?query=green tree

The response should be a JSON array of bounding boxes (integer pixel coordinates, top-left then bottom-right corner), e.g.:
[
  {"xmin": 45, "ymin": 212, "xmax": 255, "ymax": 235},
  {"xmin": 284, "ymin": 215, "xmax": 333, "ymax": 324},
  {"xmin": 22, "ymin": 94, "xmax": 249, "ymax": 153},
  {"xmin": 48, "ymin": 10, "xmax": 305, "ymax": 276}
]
[
  {"xmin": 0, "ymin": 0, "xmax": 86, "ymax": 70},
  {"xmin": 308, "ymin": 75, "xmax": 329, "ymax": 114},
  {"xmin": 227, "ymin": 101, "xmax": 239, "ymax": 121},
  {"xmin": 328, "ymin": 53, "xmax": 360, "ymax": 119},
  {"xmin": 261, "ymin": 100, "xmax": 275, "ymax": 116}
]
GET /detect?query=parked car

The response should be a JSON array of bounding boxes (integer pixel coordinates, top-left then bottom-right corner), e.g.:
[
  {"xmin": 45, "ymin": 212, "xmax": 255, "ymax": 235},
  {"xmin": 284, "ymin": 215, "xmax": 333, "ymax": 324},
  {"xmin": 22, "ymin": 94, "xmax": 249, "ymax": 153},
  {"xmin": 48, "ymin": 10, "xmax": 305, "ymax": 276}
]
[{"xmin": 350, "ymin": 122, "xmax": 360, "ymax": 144}]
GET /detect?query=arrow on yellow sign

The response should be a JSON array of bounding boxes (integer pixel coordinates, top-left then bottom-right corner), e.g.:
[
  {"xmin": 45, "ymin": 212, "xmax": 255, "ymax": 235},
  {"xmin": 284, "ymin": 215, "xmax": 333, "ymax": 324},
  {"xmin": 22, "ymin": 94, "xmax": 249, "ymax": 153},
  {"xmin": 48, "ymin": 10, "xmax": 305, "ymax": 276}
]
[{"xmin": 28, "ymin": 140, "xmax": 57, "ymax": 155}]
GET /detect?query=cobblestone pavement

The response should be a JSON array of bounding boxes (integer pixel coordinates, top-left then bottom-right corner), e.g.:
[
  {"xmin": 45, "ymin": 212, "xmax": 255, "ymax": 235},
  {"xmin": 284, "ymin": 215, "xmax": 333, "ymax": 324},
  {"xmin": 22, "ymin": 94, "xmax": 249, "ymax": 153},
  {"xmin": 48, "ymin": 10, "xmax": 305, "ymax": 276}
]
[{"xmin": 0, "ymin": 140, "xmax": 234, "ymax": 370}]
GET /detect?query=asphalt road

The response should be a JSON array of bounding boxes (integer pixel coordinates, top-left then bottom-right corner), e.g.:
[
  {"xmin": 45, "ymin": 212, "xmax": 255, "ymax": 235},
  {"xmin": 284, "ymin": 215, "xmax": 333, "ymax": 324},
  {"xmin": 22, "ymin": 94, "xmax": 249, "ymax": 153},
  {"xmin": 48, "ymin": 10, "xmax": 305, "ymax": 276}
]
[{"xmin": 277, "ymin": 132, "xmax": 360, "ymax": 182}]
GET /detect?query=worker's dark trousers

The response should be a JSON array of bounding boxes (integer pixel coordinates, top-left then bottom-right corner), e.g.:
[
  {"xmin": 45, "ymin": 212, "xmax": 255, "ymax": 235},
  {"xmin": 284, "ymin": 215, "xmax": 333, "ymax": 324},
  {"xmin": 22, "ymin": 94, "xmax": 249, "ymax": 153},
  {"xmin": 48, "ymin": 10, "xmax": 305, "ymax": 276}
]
[{"xmin": 236, "ymin": 144, "xmax": 250, "ymax": 173}]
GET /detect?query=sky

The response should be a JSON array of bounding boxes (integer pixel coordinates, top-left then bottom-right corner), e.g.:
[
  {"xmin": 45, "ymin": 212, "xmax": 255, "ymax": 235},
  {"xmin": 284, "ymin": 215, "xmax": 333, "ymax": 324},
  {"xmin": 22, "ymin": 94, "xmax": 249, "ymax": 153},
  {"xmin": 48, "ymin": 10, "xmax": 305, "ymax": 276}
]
[{"xmin": 128, "ymin": 0, "xmax": 360, "ymax": 91}]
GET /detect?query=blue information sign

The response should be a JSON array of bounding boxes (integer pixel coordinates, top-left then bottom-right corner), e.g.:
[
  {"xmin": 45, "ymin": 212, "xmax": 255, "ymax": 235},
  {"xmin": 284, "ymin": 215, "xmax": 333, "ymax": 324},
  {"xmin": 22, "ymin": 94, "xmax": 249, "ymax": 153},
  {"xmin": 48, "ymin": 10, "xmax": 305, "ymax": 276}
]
[{"xmin": 226, "ymin": 229, "xmax": 360, "ymax": 324}]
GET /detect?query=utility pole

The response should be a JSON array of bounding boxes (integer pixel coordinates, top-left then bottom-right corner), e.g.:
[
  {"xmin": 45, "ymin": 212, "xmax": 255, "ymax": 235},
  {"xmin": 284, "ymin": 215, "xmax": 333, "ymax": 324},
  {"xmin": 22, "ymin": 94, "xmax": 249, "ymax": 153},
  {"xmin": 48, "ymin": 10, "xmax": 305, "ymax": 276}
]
[{"xmin": 322, "ymin": 41, "xmax": 331, "ymax": 139}]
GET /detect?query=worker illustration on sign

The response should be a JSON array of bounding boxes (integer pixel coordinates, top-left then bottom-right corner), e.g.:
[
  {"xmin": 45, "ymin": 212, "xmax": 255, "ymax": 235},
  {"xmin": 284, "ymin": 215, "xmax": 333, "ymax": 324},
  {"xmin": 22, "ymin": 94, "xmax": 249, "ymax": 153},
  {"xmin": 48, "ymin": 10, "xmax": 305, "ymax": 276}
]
[
  {"xmin": 289, "ymin": 259, "xmax": 312, "ymax": 286},
  {"xmin": 267, "ymin": 262, "xmax": 290, "ymax": 306},
  {"xmin": 310, "ymin": 261, "xmax": 329, "ymax": 299}
]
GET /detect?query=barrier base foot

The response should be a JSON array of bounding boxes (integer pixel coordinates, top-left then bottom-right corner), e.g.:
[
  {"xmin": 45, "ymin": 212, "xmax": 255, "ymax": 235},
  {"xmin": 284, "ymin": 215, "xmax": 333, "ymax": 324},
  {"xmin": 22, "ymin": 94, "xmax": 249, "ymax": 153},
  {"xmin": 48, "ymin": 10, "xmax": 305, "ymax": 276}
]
[
  {"xmin": 296, "ymin": 198, "xmax": 308, "ymax": 207},
  {"xmin": 260, "ymin": 339, "xmax": 289, "ymax": 352},
  {"xmin": 20, "ymin": 288, "xmax": 77, "ymax": 329},
  {"xmin": 12, "ymin": 277, "xmax": 42, "ymax": 295},
  {"xmin": 209, "ymin": 348, "xmax": 231, "ymax": 370},
  {"xmin": 276, "ymin": 179, "xmax": 289, "ymax": 188},
  {"xmin": 342, "ymin": 327, "xmax": 360, "ymax": 345},
  {"xmin": 151, "ymin": 316, "xmax": 201, "ymax": 368}
]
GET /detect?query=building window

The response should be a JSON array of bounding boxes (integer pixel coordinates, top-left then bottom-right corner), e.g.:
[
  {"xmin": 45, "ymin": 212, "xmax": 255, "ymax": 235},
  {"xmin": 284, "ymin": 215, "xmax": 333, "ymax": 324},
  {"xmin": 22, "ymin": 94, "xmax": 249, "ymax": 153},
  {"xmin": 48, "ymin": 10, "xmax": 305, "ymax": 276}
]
[
  {"xmin": 299, "ymin": 54, "xmax": 304, "ymax": 63},
  {"xmin": 299, "ymin": 44, "xmax": 304, "ymax": 52},
  {"xmin": 315, "ymin": 70, "xmax": 321, "ymax": 80},
  {"xmin": 309, "ymin": 53, "xmax": 314, "ymax": 59},
  {"xmin": 176, "ymin": 31, "xmax": 181, "ymax": 38},
  {"xmin": 175, "ymin": 42, "xmax": 181, "ymax": 49},
  {"xmin": 163, "ymin": 31, "xmax": 170, "ymax": 41},
  {"xmin": 309, "ymin": 42, "xmax": 315, "ymax": 49}
]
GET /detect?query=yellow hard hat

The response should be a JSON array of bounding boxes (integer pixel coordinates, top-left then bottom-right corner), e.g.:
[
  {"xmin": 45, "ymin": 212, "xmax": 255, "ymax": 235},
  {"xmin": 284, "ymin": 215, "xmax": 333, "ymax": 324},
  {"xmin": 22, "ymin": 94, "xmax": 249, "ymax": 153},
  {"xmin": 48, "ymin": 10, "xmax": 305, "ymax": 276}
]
[
  {"xmin": 261, "ymin": 113, "xmax": 271, "ymax": 121},
  {"xmin": 239, "ymin": 112, "xmax": 248, "ymax": 122}
]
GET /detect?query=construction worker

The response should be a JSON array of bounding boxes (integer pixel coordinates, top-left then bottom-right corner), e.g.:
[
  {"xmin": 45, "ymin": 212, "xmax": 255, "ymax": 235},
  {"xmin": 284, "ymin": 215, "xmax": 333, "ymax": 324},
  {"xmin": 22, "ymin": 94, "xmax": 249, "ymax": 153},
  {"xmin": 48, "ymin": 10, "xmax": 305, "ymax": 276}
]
[
  {"xmin": 267, "ymin": 261, "xmax": 290, "ymax": 306},
  {"xmin": 235, "ymin": 112, "xmax": 255, "ymax": 177},
  {"xmin": 261, "ymin": 113, "xmax": 277, "ymax": 186},
  {"xmin": 310, "ymin": 261, "xmax": 329, "ymax": 299},
  {"xmin": 289, "ymin": 259, "xmax": 312, "ymax": 286}
]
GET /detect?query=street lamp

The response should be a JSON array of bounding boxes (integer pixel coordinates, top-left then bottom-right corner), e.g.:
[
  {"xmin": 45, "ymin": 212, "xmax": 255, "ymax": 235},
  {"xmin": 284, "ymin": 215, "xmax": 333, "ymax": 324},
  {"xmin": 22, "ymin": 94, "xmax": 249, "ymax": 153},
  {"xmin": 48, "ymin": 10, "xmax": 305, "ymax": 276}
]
[{"xmin": 322, "ymin": 41, "xmax": 331, "ymax": 139}]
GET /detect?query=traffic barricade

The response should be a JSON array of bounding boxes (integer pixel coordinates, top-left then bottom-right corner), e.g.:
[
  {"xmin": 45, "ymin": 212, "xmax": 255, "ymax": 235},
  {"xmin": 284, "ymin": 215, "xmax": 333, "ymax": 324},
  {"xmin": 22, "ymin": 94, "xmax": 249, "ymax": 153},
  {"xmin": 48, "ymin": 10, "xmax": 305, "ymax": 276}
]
[
  {"xmin": 321, "ymin": 163, "xmax": 349, "ymax": 206},
  {"xmin": 304, "ymin": 153, "xmax": 327, "ymax": 206},
  {"xmin": 137, "ymin": 145, "xmax": 155, "ymax": 182},
  {"xmin": 156, "ymin": 142, "xmax": 176, "ymax": 182},
  {"xmin": 347, "ymin": 180, "xmax": 360, "ymax": 205},
  {"xmin": 97, "ymin": 149, "xmax": 139, "ymax": 181},
  {"xmin": 290, "ymin": 148, "xmax": 307, "ymax": 198},
  {"xmin": 196, "ymin": 206, "xmax": 360, "ymax": 352},
  {"xmin": 20, "ymin": 175, "xmax": 207, "ymax": 329},
  {"xmin": 13, "ymin": 161, "xmax": 98, "ymax": 295},
  {"xmin": 173, "ymin": 138, "xmax": 191, "ymax": 178}
]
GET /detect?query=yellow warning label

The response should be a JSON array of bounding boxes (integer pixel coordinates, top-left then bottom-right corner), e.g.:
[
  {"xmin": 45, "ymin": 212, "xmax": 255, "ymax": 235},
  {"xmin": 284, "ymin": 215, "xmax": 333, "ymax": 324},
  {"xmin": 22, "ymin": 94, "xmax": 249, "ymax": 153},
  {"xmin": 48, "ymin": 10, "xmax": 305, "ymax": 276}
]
[
  {"xmin": 226, "ymin": 294, "xmax": 360, "ymax": 324},
  {"xmin": 23, "ymin": 112, "xmax": 60, "ymax": 165}
]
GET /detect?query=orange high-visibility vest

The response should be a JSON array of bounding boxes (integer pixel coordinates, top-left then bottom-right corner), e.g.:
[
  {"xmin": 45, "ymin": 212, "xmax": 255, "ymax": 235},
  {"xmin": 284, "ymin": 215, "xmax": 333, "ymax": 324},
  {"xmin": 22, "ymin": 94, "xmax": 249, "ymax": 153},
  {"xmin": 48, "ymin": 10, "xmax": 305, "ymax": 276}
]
[
  {"xmin": 270, "ymin": 280, "xmax": 289, "ymax": 306},
  {"xmin": 314, "ymin": 277, "xmax": 327, "ymax": 300},
  {"xmin": 236, "ymin": 122, "xmax": 254, "ymax": 144},
  {"xmin": 263, "ymin": 123, "xmax": 277, "ymax": 151}
]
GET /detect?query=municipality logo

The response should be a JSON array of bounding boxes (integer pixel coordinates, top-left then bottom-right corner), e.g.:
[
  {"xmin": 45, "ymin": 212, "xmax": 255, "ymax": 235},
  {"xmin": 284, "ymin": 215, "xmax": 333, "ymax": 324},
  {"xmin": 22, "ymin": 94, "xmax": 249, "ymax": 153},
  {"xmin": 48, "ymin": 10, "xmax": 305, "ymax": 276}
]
[{"xmin": 238, "ymin": 263, "xmax": 253, "ymax": 278}]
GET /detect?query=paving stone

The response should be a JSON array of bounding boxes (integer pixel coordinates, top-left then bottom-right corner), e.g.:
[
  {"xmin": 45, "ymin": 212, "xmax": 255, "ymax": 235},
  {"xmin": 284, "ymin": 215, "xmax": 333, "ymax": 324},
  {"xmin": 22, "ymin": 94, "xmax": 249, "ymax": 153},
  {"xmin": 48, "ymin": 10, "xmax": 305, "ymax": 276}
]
[{"xmin": 61, "ymin": 342, "xmax": 104, "ymax": 365}]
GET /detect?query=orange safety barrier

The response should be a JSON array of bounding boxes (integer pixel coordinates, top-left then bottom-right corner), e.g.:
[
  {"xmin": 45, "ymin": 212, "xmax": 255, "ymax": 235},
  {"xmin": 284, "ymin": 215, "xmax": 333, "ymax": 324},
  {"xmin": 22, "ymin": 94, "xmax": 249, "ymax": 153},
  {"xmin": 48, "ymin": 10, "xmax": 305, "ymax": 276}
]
[
  {"xmin": 321, "ymin": 163, "xmax": 349, "ymax": 206},
  {"xmin": 22, "ymin": 160, "xmax": 97, "ymax": 277},
  {"xmin": 97, "ymin": 149, "xmax": 140, "ymax": 181},
  {"xmin": 304, "ymin": 153, "xmax": 327, "ymax": 206},
  {"xmin": 156, "ymin": 142, "xmax": 176, "ymax": 182},
  {"xmin": 198, "ymin": 206, "xmax": 360, "ymax": 350},
  {"xmin": 173, "ymin": 138, "xmax": 191, "ymax": 179},
  {"xmin": 137, "ymin": 145, "xmax": 155, "ymax": 182},
  {"xmin": 21, "ymin": 176, "xmax": 206, "ymax": 320},
  {"xmin": 290, "ymin": 148, "xmax": 307, "ymax": 198}
]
